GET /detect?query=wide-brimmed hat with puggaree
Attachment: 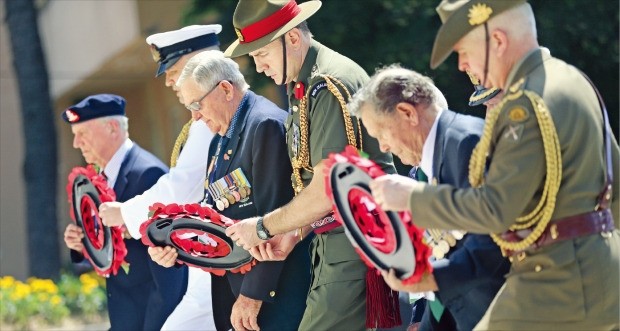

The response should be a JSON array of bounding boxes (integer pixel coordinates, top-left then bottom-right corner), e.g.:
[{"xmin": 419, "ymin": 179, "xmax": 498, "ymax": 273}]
[
  {"xmin": 224, "ymin": 0, "xmax": 321, "ymax": 58},
  {"xmin": 430, "ymin": 0, "xmax": 526, "ymax": 69}
]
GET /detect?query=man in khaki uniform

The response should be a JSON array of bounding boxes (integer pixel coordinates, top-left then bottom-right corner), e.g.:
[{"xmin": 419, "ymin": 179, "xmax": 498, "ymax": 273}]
[
  {"xmin": 223, "ymin": 0, "xmax": 395, "ymax": 330},
  {"xmin": 371, "ymin": 1, "xmax": 620, "ymax": 330}
]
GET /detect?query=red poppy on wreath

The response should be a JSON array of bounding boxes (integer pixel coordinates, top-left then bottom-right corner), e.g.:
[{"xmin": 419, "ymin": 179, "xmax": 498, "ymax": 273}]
[
  {"xmin": 66, "ymin": 165, "xmax": 128, "ymax": 277},
  {"xmin": 324, "ymin": 145, "xmax": 432, "ymax": 285},
  {"xmin": 139, "ymin": 203, "xmax": 255, "ymax": 276}
]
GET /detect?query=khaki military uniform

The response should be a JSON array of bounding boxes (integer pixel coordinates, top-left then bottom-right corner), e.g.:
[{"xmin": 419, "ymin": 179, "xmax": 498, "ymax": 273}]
[
  {"xmin": 286, "ymin": 39, "xmax": 394, "ymax": 330},
  {"xmin": 409, "ymin": 47, "xmax": 620, "ymax": 330}
]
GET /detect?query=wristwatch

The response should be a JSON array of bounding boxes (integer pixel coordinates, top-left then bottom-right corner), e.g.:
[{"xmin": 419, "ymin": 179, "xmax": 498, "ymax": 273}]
[{"xmin": 256, "ymin": 217, "xmax": 273, "ymax": 240}]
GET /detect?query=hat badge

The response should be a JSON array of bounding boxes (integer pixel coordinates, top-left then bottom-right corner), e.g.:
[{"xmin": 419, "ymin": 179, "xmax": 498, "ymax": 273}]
[
  {"xmin": 149, "ymin": 44, "xmax": 161, "ymax": 62},
  {"xmin": 468, "ymin": 3, "xmax": 493, "ymax": 26},
  {"xmin": 65, "ymin": 109, "xmax": 80, "ymax": 123},
  {"xmin": 234, "ymin": 28, "xmax": 245, "ymax": 42}
]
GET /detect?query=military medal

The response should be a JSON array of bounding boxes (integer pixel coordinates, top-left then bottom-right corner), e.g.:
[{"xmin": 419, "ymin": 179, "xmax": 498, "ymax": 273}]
[
  {"xmin": 215, "ymin": 199, "xmax": 225, "ymax": 211},
  {"xmin": 232, "ymin": 168, "xmax": 252, "ymax": 199}
]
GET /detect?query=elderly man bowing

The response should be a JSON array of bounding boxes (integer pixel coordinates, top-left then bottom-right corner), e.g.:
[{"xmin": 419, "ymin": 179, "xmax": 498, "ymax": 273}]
[
  {"xmin": 150, "ymin": 50, "xmax": 311, "ymax": 331},
  {"xmin": 371, "ymin": 1, "xmax": 620, "ymax": 330}
]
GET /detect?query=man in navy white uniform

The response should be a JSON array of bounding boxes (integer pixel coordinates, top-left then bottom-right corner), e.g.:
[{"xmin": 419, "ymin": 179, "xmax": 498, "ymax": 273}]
[{"xmin": 99, "ymin": 25, "xmax": 220, "ymax": 330}]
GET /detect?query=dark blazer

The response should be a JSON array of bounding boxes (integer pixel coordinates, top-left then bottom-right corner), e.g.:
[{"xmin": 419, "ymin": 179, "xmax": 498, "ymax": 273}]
[
  {"xmin": 72, "ymin": 144, "xmax": 187, "ymax": 331},
  {"xmin": 207, "ymin": 91, "xmax": 311, "ymax": 331},
  {"xmin": 419, "ymin": 110, "xmax": 510, "ymax": 331}
]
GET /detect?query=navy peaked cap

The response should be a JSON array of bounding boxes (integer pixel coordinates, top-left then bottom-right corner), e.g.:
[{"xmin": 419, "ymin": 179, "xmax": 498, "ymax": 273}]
[
  {"xmin": 62, "ymin": 94, "xmax": 126, "ymax": 124},
  {"xmin": 146, "ymin": 25, "xmax": 222, "ymax": 77}
]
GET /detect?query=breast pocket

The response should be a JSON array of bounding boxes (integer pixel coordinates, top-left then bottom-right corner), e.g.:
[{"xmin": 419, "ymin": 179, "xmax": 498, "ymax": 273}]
[{"xmin": 314, "ymin": 231, "xmax": 367, "ymax": 289}]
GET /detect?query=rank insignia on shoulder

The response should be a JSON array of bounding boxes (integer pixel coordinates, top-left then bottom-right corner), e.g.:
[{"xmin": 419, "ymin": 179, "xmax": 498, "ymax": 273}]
[
  {"xmin": 503, "ymin": 124, "xmax": 524, "ymax": 142},
  {"xmin": 508, "ymin": 106, "xmax": 529, "ymax": 122},
  {"xmin": 310, "ymin": 81, "xmax": 328, "ymax": 98}
]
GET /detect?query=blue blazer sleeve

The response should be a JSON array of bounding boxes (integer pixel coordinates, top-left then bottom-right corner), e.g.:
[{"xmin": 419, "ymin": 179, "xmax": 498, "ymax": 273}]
[
  {"xmin": 239, "ymin": 115, "xmax": 294, "ymax": 302},
  {"xmin": 430, "ymin": 113, "xmax": 510, "ymax": 330}
]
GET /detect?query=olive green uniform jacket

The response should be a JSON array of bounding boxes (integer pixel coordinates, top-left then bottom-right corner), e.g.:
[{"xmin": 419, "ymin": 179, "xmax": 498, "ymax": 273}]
[
  {"xmin": 409, "ymin": 48, "xmax": 619, "ymax": 330},
  {"xmin": 286, "ymin": 39, "xmax": 394, "ymax": 330}
]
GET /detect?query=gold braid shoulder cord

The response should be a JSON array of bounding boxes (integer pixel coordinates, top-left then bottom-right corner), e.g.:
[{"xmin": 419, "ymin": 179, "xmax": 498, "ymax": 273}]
[
  {"xmin": 170, "ymin": 119, "xmax": 193, "ymax": 167},
  {"xmin": 292, "ymin": 74, "xmax": 363, "ymax": 194},
  {"xmin": 468, "ymin": 89, "xmax": 562, "ymax": 252}
]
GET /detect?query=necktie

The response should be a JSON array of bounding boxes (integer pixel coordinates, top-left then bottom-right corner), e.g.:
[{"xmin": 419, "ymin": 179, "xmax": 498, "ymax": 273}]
[
  {"xmin": 410, "ymin": 167, "xmax": 445, "ymax": 321},
  {"xmin": 413, "ymin": 167, "xmax": 428, "ymax": 183}
]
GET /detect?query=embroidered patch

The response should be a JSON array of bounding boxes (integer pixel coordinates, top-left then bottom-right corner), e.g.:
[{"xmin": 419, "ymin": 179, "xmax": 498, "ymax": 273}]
[
  {"xmin": 508, "ymin": 106, "xmax": 529, "ymax": 122},
  {"xmin": 503, "ymin": 124, "xmax": 524, "ymax": 142},
  {"xmin": 310, "ymin": 81, "xmax": 327, "ymax": 98}
]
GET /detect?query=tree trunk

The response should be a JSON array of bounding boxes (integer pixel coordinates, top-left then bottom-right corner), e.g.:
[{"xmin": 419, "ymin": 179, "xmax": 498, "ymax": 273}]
[{"xmin": 5, "ymin": 0, "xmax": 60, "ymax": 278}]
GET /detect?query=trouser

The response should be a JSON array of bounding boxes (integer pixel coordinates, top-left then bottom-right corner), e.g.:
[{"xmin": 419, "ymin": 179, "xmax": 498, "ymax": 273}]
[{"xmin": 299, "ymin": 228, "xmax": 367, "ymax": 331}]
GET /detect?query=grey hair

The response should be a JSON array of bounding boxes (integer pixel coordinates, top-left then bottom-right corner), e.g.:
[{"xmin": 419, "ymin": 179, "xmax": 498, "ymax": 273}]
[
  {"xmin": 295, "ymin": 21, "xmax": 313, "ymax": 39},
  {"xmin": 100, "ymin": 115, "xmax": 128, "ymax": 132},
  {"xmin": 177, "ymin": 50, "xmax": 249, "ymax": 92},
  {"xmin": 349, "ymin": 64, "xmax": 446, "ymax": 117}
]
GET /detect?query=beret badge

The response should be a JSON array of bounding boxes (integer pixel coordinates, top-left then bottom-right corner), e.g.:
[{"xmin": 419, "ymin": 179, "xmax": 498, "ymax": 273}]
[
  {"xmin": 65, "ymin": 109, "xmax": 80, "ymax": 123},
  {"xmin": 468, "ymin": 3, "xmax": 493, "ymax": 26},
  {"xmin": 149, "ymin": 44, "xmax": 161, "ymax": 62}
]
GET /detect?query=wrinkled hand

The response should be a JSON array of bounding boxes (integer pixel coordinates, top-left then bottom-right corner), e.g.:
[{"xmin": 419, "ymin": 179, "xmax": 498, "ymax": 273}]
[
  {"xmin": 99, "ymin": 201, "xmax": 125, "ymax": 227},
  {"xmin": 230, "ymin": 294, "xmax": 262, "ymax": 331},
  {"xmin": 225, "ymin": 217, "xmax": 265, "ymax": 250},
  {"xmin": 249, "ymin": 231, "xmax": 298, "ymax": 261},
  {"xmin": 369, "ymin": 174, "xmax": 419, "ymax": 211},
  {"xmin": 407, "ymin": 322, "xmax": 421, "ymax": 331},
  {"xmin": 380, "ymin": 269, "xmax": 438, "ymax": 293},
  {"xmin": 64, "ymin": 224, "xmax": 84, "ymax": 251},
  {"xmin": 147, "ymin": 246, "xmax": 178, "ymax": 268}
]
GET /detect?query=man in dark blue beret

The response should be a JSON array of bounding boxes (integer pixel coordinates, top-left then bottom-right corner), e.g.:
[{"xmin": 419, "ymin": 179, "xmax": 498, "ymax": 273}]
[{"xmin": 62, "ymin": 94, "xmax": 187, "ymax": 331}]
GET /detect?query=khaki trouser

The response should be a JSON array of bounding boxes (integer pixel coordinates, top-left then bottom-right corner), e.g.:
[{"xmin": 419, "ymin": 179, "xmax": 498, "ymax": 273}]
[{"xmin": 299, "ymin": 228, "xmax": 367, "ymax": 331}]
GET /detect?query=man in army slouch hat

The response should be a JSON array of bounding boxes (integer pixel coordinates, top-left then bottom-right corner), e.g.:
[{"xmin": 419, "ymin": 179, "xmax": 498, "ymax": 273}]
[
  {"xmin": 224, "ymin": 0, "xmax": 397, "ymax": 330},
  {"xmin": 371, "ymin": 1, "xmax": 620, "ymax": 330}
]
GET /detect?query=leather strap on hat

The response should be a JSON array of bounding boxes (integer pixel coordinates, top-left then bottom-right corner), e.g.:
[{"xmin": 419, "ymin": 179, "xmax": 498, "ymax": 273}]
[
  {"xmin": 281, "ymin": 35, "xmax": 287, "ymax": 85},
  {"xmin": 238, "ymin": 0, "xmax": 300, "ymax": 44}
]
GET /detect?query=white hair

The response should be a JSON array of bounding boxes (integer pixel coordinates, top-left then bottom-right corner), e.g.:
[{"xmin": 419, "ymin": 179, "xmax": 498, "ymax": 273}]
[
  {"xmin": 99, "ymin": 115, "xmax": 128, "ymax": 132},
  {"xmin": 177, "ymin": 50, "xmax": 249, "ymax": 92}
]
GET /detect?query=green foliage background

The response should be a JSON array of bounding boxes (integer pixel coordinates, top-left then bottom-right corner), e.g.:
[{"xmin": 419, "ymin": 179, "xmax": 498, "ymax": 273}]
[{"xmin": 184, "ymin": 0, "xmax": 619, "ymax": 137}]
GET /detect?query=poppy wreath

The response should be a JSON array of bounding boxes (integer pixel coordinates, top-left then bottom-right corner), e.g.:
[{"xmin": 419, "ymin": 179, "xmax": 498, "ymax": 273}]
[
  {"xmin": 139, "ymin": 203, "xmax": 255, "ymax": 276},
  {"xmin": 324, "ymin": 145, "xmax": 432, "ymax": 285},
  {"xmin": 66, "ymin": 165, "xmax": 127, "ymax": 277}
]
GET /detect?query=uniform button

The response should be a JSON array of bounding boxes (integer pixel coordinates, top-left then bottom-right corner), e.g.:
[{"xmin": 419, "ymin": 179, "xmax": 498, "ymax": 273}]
[
  {"xmin": 535, "ymin": 265, "xmax": 542, "ymax": 272},
  {"xmin": 269, "ymin": 291, "xmax": 276, "ymax": 297},
  {"xmin": 292, "ymin": 106, "xmax": 298, "ymax": 112}
]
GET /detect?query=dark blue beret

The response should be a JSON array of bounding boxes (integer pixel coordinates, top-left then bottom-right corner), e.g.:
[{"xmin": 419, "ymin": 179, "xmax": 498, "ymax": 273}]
[{"xmin": 62, "ymin": 94, "xmax": 126, "ymax": 124}]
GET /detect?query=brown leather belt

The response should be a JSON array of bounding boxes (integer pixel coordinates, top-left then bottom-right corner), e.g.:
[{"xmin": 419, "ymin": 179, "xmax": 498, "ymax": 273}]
[{"xmin": 501, "ymin": 208, "xmax": 614, "ymax": 257}]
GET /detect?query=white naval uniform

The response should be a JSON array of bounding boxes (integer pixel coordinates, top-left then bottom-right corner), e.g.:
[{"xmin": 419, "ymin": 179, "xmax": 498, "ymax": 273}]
[{"xmin": 120, "ymin": 120, "xmax": 216, "ymax": 330}]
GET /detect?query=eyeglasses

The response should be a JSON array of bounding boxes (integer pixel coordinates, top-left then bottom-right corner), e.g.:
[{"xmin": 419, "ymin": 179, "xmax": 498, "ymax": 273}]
[{"xmin": 185, "ymin": 81, "xmax": 225, "ymax": 112}]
